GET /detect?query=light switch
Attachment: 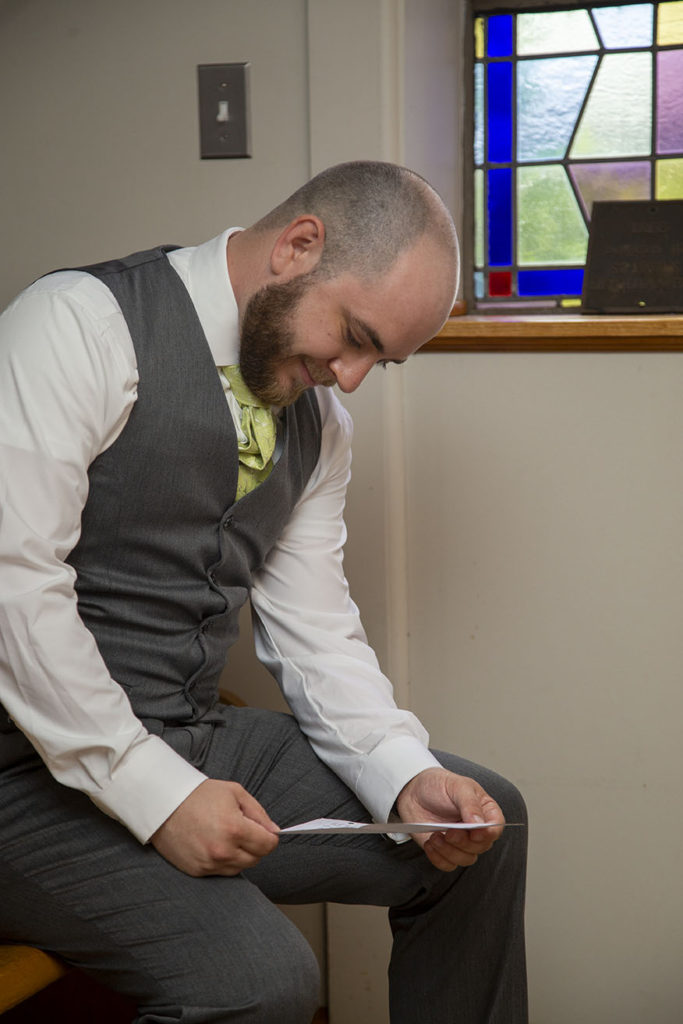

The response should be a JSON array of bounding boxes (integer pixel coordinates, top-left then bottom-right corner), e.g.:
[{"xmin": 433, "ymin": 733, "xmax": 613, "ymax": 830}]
[{"xmin": 197, "ymin": 63, "xmax": 251, "ymax": 159}]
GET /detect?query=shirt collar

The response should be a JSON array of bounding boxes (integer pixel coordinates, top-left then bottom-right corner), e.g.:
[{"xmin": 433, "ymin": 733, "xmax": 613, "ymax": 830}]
[{"xmin": 167, "ymin": 228, "xmax": 242, "ymax": 366}]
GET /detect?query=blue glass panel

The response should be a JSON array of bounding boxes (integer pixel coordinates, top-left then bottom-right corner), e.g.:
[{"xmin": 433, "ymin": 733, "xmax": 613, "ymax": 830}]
[
  {"xmin": 487, "ymin": 62, "xmax": 513, "ymax": 163},
  {"xmin": 518, "ymin": 268, "xmax": 584, "ymax": 296},
  {"xmin": 487, "ymin": 14, "xmax": 513, "ymax": 57},
  {"xmin": 488, "ymin": 167, "xmax": 513, "ymax": 266},
  {"xmin": 593, "ymin": 4, "xmax": 653, "ymax": 48},
  {"xmin": 474, "ymin": 271, "xmax": 485, "ymax": 299},
  {"xmin": 474, "ymin": 63, "xmax": 484, "ymax": 165}
]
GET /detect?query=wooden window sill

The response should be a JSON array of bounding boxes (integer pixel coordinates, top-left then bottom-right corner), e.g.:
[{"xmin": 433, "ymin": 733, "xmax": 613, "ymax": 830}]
[{"xmin": 424, "ymin": 313, "xmax": 683, "ymax": 352}]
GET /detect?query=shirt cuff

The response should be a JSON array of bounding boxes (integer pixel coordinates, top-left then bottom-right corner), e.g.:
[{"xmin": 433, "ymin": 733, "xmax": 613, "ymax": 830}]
[
  {"xmin": 354, "ymin": 735, "xmax": 441, "ymax": 825},
  {"xmin": 88, "ymin": 733, "xmax": 207, "ymax": 844}
]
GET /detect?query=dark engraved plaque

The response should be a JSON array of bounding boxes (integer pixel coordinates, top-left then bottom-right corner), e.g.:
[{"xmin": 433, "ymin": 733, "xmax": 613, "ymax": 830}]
[{"xmin": 581, "ymin": 200, "xmax": 683, "ymax": 314}]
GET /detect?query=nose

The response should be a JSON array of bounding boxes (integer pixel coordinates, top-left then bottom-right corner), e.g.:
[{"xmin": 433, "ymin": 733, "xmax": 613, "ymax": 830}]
[{"xmin": 329, "ymin": 353, "xmax": 376, "ymax": 394}]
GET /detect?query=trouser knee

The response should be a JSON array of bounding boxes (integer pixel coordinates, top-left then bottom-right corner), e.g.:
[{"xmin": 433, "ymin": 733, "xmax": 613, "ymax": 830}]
[
  {"xmin": 136, "ymin": 924, "xmax": 320, "ymax": 1024},
  {"xmin": 433, "ymin": 748, "xmax": 528, "ymax": 825},
  {"xmin": 255, "ymin": 936, "xmax": 321, "ymax": 1024}
]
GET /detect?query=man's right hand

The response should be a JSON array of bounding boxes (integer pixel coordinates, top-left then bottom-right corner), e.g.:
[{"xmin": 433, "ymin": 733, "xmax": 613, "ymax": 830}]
[{"xmin": 150, "ymin": 778, "xmax": 280, "ymax": 876}]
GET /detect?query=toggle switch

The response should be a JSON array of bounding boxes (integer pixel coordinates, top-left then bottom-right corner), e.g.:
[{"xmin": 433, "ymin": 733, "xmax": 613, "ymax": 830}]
[{"xmin": 197, "ymin": 63, "xmax": 251, "ymax": 159}]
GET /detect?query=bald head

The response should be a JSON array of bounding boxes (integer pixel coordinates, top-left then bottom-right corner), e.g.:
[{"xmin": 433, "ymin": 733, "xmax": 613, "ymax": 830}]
[{"xmin": 252, "ymin": 160, "xmax": 459, "ymax": 288}]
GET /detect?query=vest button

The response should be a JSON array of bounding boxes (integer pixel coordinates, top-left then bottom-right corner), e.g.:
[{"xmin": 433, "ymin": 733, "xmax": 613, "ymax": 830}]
[{"xmin": 222, "ymin": 516, "xmax": 233, "ymax": 530}]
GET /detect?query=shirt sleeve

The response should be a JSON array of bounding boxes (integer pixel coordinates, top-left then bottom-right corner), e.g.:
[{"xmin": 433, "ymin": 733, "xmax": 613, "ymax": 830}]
[
  {"xmin": 0, "ymin": 276, "xmax": 206, "ymax": 843},
  {"xmin": 250, "ymin": 388, "xmax": 440, "ymax": 824}
]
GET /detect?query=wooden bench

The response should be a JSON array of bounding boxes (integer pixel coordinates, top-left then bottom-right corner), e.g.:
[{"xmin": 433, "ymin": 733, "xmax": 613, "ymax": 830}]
[{"xmin": 0, "ymin": 944, "xmax": 69, "ymax": 1014}]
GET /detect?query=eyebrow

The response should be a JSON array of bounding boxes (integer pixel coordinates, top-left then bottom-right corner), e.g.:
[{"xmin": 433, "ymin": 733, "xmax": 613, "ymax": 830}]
[
  {"xmin": 344, "ymin": 311, "xmax": 408, "ymax": 366},
  {"xmin": 346, "ymin": 313, "xmax": 385, "ymax": 354}
]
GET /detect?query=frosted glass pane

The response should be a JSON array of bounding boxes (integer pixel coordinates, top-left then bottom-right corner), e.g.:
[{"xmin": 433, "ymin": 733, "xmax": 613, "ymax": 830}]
[
  {"xmin": 518, "ymin": 56, "xmax": 597, "ymax": 161},
  {"xmin": 570, "ymin": 53, "xmax": 652, "ymax": 158},
  {"xmin": 656, "ymin": 50, "xmax": 683, "ymax": 153},
  {"xmin": 517, "ymin": 165, "xmax": 588, "ymax": 265},
  {"xmin": 517, "ymin": 10, "xmax": 597, "ymax": 55},
  {"xmin": 657, "ymin": 1, "xmax": 683, "ymax": 44},
  {"xmin": 593, "ymin": 4, "xmax": 653, "ymax": 48},
  {"xmin": 570, "ymin": 161, "xmax": 651, "ymax": 216},
  {"xmin": 474, "ymin": 169, "xmax": 484, "ymax": 267},
  {"xmin": 474, "ymin": 63, "xmax": 484, "ymax": 165},
  {"xmin": 656, "ymin": 158, "xmax": 683, "ymax": 198},
  {"xmin": 474, "ymin": 17, "xmax": 484, "ymax": 59},
  {"xmin": 474, "ymin": 271, "xmax": 484, "ymax": 300}
]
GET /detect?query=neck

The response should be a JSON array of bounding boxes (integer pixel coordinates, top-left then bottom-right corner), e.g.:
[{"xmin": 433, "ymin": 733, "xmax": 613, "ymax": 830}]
[{"xmin": 227, "ymin": 227, "xmax": 276, "ymax": 317}]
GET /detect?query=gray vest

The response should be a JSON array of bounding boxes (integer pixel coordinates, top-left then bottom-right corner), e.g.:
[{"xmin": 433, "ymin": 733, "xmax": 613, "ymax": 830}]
[{"xmin": 1, "ymin": 247, "xmax": 321, "ymax": 769}]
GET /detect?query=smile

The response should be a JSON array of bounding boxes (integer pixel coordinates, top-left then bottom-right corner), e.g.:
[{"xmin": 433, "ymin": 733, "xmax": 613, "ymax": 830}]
[{"xmin": 300, "ymin": 358, "xmax": 316, "ymax": 388}]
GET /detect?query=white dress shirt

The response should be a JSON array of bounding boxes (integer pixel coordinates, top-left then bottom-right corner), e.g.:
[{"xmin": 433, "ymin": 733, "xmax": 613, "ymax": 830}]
[{"xmin": 0, "ymin": 230, "xmax": 439, "ymax": 843}]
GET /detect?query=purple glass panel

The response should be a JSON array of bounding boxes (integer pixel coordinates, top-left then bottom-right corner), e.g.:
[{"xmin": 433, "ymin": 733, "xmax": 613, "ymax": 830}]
[
  {"xmin": 570, "ymin": 161, "xmax": 651, "ymax": 216},
  {"xmin": 487, "ymin": 62, "xmax": 513, "ymax": 163},
  {"xmin": 518, "ymin": 268, "xmax": 584, "ymax": 296},
  {"xmin": 488, "ymin": 167, "xmax": 513, "ymax": 266},
  {"xmin": 487, "ymin": 14, "xmax": 513, "ymax": 57},
  {"xmin": 657, "ymin": 50, "xmax": 683, "ymax": 154}
]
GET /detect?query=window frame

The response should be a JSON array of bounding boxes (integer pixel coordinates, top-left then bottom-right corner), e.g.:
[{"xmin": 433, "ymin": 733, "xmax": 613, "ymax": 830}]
[{"xmin": 463, "ymin": 0, "xmax": 677, "ymax": 314}]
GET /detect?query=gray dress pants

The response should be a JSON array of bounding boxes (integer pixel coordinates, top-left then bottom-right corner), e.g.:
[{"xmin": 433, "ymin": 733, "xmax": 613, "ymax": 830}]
[{"xmin": 0, "ymin": 707, "xmax": 528, "ymax": 1023}]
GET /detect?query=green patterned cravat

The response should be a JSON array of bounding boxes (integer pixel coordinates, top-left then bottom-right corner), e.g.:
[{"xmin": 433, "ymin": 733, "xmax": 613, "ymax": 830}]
[{"xmin": 220, "ymin": 365, "xmax": 277, "ymax": 500}]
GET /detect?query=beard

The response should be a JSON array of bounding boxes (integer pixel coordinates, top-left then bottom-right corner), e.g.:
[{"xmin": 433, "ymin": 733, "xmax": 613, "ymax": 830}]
[{"xmin": 239, "ymin": 272, "xmax": 321, "ymax": 407}]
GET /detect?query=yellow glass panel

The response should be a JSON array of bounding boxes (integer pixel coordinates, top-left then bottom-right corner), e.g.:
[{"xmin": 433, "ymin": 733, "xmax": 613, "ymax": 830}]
[
  {"xmin": 561, "ymin": 298, "xmax": 583, "ymax": 308},
  {"xmin": 656, "ymin": 158, "xmax": 683, "ymax": 198},
  {"xmin": 657, "ymin": 1, "xmax": 683, "ymax": 45},
  {"xmin": 474, "ymin": 17, "xmax": 484, "ymax": 59}
]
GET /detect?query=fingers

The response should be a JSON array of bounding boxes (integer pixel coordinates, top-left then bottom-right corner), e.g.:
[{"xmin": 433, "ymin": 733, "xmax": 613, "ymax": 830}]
[
  {"xmin": 235, "ymin": 786, "xmax": 280, "ymax": 835},
  {"xmin": 150, "ymin": 779, "xmax": 280, "ymax": 877},
  {"xmin": 422, "ymin": 831, "xmax": 481, "ymax": 871},
  {"xmin": 395, "ymin": 767, "xmax": 509, "ymax": 872}
]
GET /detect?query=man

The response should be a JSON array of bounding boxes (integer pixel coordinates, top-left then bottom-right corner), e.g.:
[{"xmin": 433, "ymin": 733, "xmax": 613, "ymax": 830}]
[{"xmin": 0, "ymin": 162, "xmax": 527, "ymax": 1023}]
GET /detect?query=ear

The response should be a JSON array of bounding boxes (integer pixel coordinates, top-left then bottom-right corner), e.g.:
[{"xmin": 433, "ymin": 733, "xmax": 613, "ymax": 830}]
[{"xmin": 269, "ymin": 216, "xmax": 325, "ymax": 279}]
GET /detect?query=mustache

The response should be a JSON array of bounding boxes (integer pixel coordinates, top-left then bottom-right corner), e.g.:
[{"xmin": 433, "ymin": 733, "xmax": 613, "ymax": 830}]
[{"xmin": 303, "ymin": 357, "xmax": 336, "ymax": 389}]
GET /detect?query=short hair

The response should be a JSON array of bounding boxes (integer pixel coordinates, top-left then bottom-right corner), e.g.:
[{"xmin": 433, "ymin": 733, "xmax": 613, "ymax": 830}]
[{"xmin": 253, "ymin": 160, "xmax": 457, "ymax": 280}]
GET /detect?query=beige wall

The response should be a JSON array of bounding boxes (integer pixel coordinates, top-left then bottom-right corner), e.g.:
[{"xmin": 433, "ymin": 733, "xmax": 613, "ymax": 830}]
[
  {"xmin": 2, "ymin": 2, "xmax": 682, "ymax": 1022},
  {"xmin": 403, "ymin": 352, "xmax": 683, "ymax": 1023},
  {"xmin": 0, "ymin": 0, "xmax": 310, "ymax": 303}
]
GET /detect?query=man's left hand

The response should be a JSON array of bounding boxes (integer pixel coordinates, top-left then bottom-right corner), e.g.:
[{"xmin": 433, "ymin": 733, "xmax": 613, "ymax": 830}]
[{"xmin": 396, "ymin": 767, "xmax": 505, "ymax": 871}]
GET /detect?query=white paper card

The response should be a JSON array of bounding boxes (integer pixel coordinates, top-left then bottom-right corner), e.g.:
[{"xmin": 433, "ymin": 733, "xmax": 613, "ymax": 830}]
[{"xmin": 279, "ymin": 817, "xmax": 506, "ymax": 835}]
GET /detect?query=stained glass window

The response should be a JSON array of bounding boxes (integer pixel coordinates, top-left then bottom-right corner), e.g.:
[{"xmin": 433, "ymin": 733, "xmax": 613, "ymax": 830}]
[{"xmin": 471, "ymin": 2, "xmax": 683, "ymax": 310}]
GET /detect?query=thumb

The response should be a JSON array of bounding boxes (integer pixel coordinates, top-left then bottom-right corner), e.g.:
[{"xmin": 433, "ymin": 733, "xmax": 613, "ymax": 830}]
[{"xmin": 235, "ymin": 787, "xmax": 280, "ymax": 834}]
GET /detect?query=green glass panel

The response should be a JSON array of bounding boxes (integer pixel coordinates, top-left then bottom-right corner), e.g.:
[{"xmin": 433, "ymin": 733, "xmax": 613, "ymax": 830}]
[
  {"xmin": 570, "ymin": 53, "xmax": 652, "ymax": 158},
  {"xmin": 518, "ymin": 56, "xmax": 597, "ymax": 161},
  {"xmin": 474, "ymin": 63, "xmax": 484, "ymax": 165},
  {"xmin": 570, "ymin": 161, "xmax": 651, "ymax": 216},
  {"xmin": 517, "ymin": 165, "xmax": 588, "ymax": 266},
  {"xmin": 474, "ymin": 169, "xmax": 485, "ymax": 267},
  {"xmin": 658, "ymin": 1, "xmax": 683, "ymax": 45},
  {"xmin": 656, "ymin": 158, "xmax": 683, "ymax": 198},
  {"xmin": 517, "ymin": 10, "xmax": 598, "ymax": 55}
]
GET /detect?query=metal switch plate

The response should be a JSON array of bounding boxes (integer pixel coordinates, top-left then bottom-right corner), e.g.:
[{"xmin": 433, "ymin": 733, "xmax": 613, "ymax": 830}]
[{"xmin": 197, "ymin": 63, "xmax": 251, "ymax": 159}]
